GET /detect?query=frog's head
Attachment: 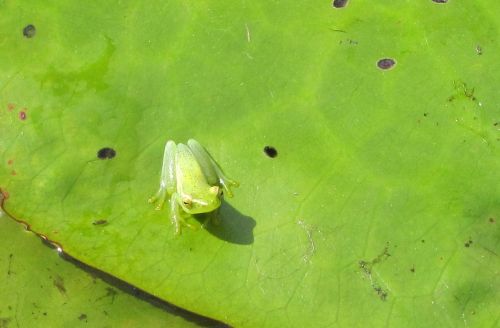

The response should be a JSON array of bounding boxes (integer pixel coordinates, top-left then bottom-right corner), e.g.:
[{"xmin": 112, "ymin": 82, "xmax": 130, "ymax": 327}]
[{"xmin": 180, "ymin": 186, "xmax": 221, "ymax": 214}]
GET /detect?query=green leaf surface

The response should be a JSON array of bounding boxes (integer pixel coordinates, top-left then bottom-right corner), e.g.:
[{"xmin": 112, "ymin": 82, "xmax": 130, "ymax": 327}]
[
  {"xmin": 1, "ymin": 1, "xmax": 499, "ymax": 327},
  {"xmin": 0, "ymin": 209, "xmax": 209, "ymax": 328}
]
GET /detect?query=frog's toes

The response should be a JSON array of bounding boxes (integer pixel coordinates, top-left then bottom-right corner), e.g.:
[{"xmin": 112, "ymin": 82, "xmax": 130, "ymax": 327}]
[{"xmin": 220, "ymin": 178, "xmax": 239, "ymax": 198}]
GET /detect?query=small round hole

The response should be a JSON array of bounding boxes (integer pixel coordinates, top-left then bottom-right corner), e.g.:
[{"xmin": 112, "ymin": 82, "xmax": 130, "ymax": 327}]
[
  {"xmin": 332, "ymin": 0, "xmax": 349, "ymax": 8},
  {"xmin": 23, "ymin": 24, "xmax": 36, "ymax": 38},
  {"xmin": 263, "ymin": 146, "xmax": 278, "ymax": 158},
  {"xmin": 377, "ymin": 58, "xmax": 396, "ymax": 70},
  {"xmin": 97, "ymin": 147, "xmax": 116, "ymax": 160}
]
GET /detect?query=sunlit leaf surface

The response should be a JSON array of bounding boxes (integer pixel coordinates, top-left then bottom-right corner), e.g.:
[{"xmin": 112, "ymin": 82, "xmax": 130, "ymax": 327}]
[{"xmin": 1, "ymin": 1, "xmax": 499, "ymax": 327}]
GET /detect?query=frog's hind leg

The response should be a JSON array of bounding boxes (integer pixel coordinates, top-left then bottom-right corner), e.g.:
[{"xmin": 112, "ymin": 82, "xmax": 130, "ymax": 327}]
[
  {"xmin": 170, "ymin": 193, "xmax": 198, "ymax": 235},
  {"xmin": 187, "ymin": 139, "xmax": 239, "ymax": 197},
  {"xmin": 149, "ymin": 140, "xmax": 177, "ymax": 209}
]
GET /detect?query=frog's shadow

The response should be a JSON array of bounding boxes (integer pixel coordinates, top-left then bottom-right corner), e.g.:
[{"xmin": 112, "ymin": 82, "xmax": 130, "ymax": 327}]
[{"xmin": 194, "ymin": 202, "xmax": 255, "ymax": 245}]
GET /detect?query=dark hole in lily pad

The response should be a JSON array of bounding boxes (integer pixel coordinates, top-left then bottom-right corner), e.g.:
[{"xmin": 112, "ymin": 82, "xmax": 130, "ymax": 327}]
[
  {"xmin": 97, "ymin": 147, "xmax": 116, "ymax": 160},
  {"xmin": 23, "ymin": 24, "xmax": 36, "ymax": 38},
  {"xmin": 332, "ymin": 0, "xmax": 348, "ymax": 8},
  {"xmin": 264, "ymin": 146, "xmax": 278, "ymax": 158},
  {"xmin": 377, "ymin": 58, "xmax": 396, "ymax": 70}
]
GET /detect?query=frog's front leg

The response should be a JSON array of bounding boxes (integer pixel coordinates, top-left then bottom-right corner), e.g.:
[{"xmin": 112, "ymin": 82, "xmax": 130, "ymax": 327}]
[
  {"xmin": 187, "ymin": 139, "xmax": 239, "ymax": 197},
  {"xmin": 170, "ymin": 192, "xmax": 198, "ymax": 235},
  {"xmin": 148, "ymin": 140, "xmax": 177, "ymax": 210}
]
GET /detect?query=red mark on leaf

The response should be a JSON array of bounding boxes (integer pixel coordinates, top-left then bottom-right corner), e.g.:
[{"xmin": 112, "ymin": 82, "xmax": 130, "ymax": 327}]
[
  {"xmin": 19, "ymin": 111, "xmax": 27, "ymax": 120},
  {"xmin": 1, "ymin": 189, "xmax": 9, "ymax": 199},
  {"xmin": 7, "ymin": 103, "xmax": 15, "ymax": 111}
]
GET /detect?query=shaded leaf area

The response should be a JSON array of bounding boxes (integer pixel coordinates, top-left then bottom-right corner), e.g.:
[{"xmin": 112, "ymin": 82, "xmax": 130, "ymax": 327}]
[
  {"xmin": 0, "ymin": 1, "xmax": 499, "ymax": 327},
  {"xmin": 0, "ymin": 211, "xmax": 214, "ymax": 328}
]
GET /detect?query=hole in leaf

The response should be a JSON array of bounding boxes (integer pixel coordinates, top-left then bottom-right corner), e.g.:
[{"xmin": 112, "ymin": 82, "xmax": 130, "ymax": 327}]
[
  {"xmin": 97, "ymin": 147, "xmax": 116, "ymax": 160},
  {"xmin": 23, "ymin": 24, "xmax": 36, "ymax": 38},
  {"xmin": 377, "ymin": 58, "xmax": 396, "ymax": 70},
  {"xmin": 432, "ymin": 0, "xmax": 448, "ymax": 3},
  {"xmin": 332, "ymin": 0, "xmax": 348, "ymax": 8},
  {"xmin": 264, "ymin": 146, "xmax": 278, "ymax": 158}
]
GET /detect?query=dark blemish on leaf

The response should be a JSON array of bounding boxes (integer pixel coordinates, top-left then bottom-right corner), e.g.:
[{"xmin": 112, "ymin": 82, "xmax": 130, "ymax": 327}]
[
  {"xmin": 410, "ymin": 265, "xmax": 415, "ymax": 273},
  {"xmin": 0, "ymin": 317, "xmax": 12, "ymax": 328},
  {"xmin": 374, "ymin": 286, "xmax": 387, "ymax": 300},
  {"xmin": 329, "ymin": 28, "xmax": 347, "ymax": 33},
  {"xmin": 78, "ymin": 314, "xmax": 87, "ymax": 321},
  {"xmin": 359, "ymin": 242, "xmax": 391, "ymax": 301},
  {"xmin": 23, "ymin": 24, "xmax": 36, "ymax": 38},
  {"xmin": 476, "ymin": 45, "xmax": 483, "ymax": 55},
  {"xmin": 377, "ymin": 58, "xmax": 396, "ymax": 70},
  {"xmin": 432, "ymin": 0, "xmax": 448, "ymax": 3},
  {"xmin": 53, "ymin": 275, "xmax": 66, "ymax": 294},
  {"xmin": 263, "ymin": 146, "xmax": 278, "ymax": 158},
  {"xmin": 92, "ymin": 219, "xmax": 108, "ymax": 226},
  {"xmin": 423, "ymin": 113, "xmax": 428, "ymax": 117},
  {"xmin": 7, "ymin": 104, "xmax": 15, "ymax": 111},
  {"xmin": 449, "ymin": 81, "xmax": 477, "ymax": 102},
  {"xmin": 7, "ymin": 254, "xmax": 13, "ymax": 276},
  {"xmin": 19, "ymin": 111, "xmax": 26, "ymax": 120},
  {"xmin": 421, "ymin": 239, "xmax": 425, "ymax": 243},
  {"xmin": 97, "ymin": 147, "xmax": 116, "ymax": 160},
  {"xmin": 332, "ymin": 0, "xmax": 348, "ymax": 8},
  {"xmin": 11, "ymin": 170, "xmax": 16, "ymax": 176},
  {"xmin": 43, "ymin": 312, "xmax": 47, "ymax": 316},
  {"xmin": 489, "ymin": 217, "xmax": 495, "ymax": 223},
  {"xmin": 7, "ymin": 160, "xmax": 13, "ymax": 165},
  {"xmin": 96, "ymin": 287, "xmax": 118, "ymax": 303},
  {"xmin": 338, "ymin": 39, "xmax": 358, "ymax": 46},
  {"xmin": 464, "ymin": 239, "xmax": 473, "ymax": 248}
]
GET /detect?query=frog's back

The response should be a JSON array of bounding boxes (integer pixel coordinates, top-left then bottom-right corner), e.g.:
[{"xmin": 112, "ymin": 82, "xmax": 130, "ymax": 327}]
[{"xmin": 176, "ymin": 143, "xmax": 210, "ymax": 194}]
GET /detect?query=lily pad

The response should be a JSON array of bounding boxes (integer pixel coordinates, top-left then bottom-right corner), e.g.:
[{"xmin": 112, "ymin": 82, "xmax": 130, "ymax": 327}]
[{"xmin": 1, "ymin": 1, "xmax": 499, "ymax": 327}]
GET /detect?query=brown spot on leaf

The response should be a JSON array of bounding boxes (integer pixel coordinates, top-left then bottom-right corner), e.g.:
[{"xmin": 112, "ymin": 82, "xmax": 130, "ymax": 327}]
[
  {"xmin": 489, "ymin": 217, "xmax": 495, "ymax": 224},
  {"xmin": 78, "ymin": 314, "xmax": 87, "ymax": 321},
  {"xmin": 7, "ymin": 160, "xmax": 13, "ymax": 165},
  {"xmin": 92, "ymin": 219, "xmax": 108, "ymax": 226},
  {"xmin": 7, "ymin": 104, "xmax": 15, "ymax": 111},
  {"xmin": 53, "ymin": 275, "xmax": 66, "ymax": 294},
  {"xmin": 0, "ymin": 189, "xmax": 9, "ymax": 200}
]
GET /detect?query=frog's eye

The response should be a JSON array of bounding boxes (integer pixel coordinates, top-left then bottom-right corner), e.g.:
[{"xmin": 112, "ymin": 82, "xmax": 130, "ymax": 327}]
[{"xmin": 182, "ymin": 195, "xmax": 192, "ymax": 207}]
